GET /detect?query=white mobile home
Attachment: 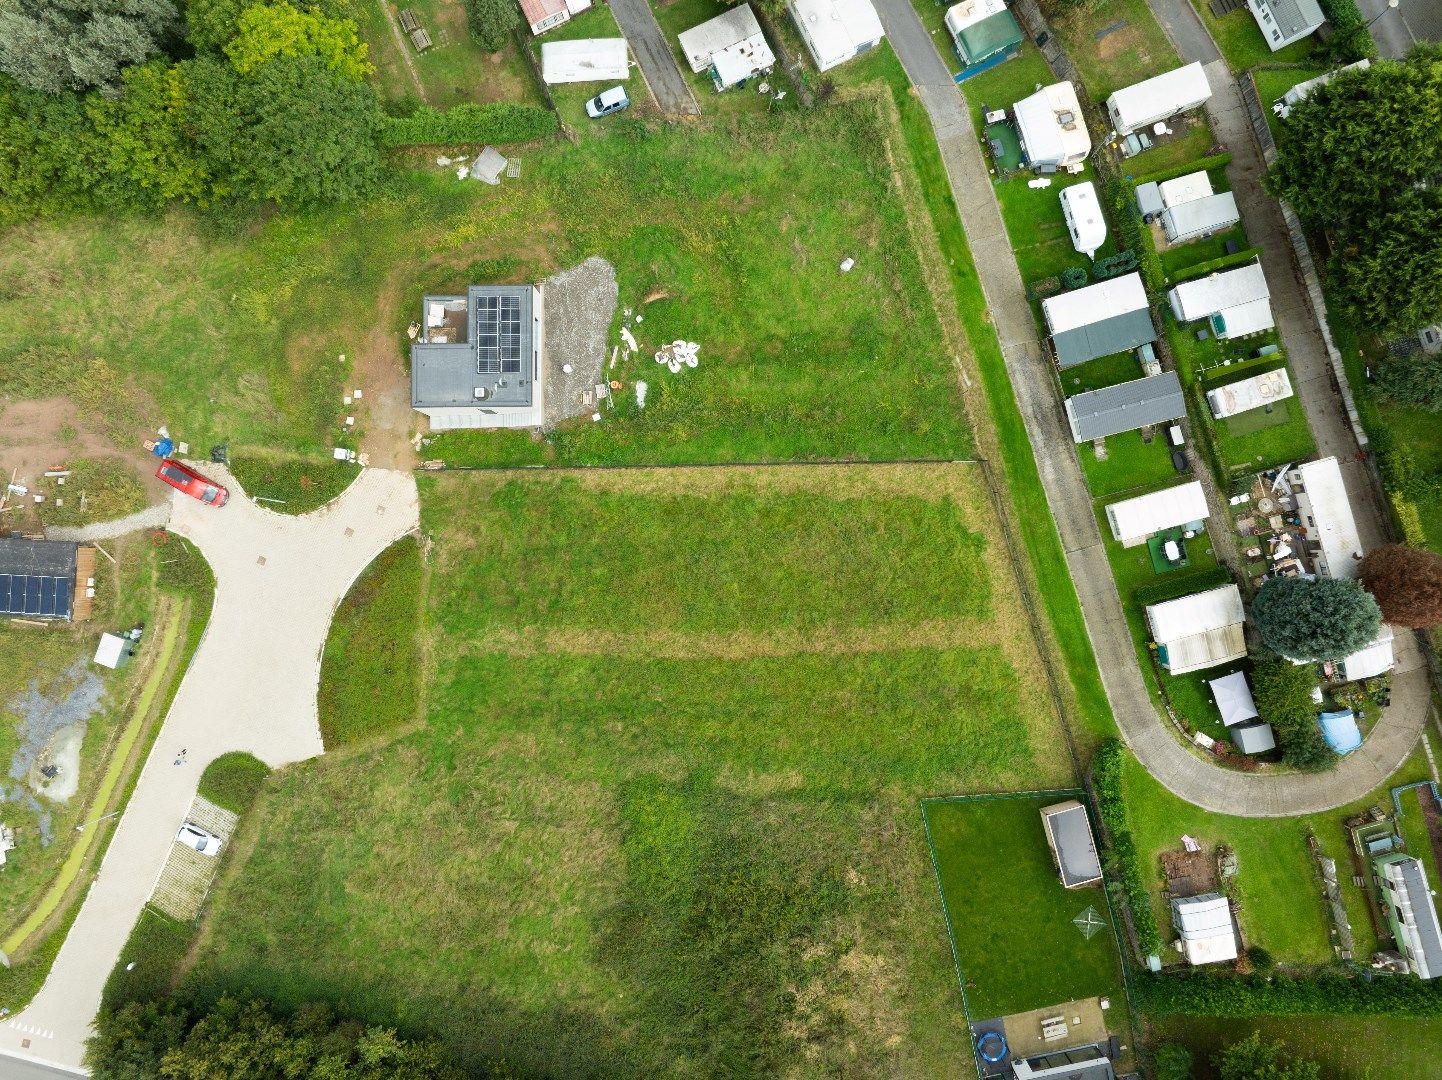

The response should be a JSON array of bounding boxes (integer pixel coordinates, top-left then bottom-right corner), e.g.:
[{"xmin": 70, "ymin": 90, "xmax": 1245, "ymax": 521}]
[
  {"xmin": 1043, "ymin": 272, "xmax": 1155, "ymax": 368},
  {"xmin": 1105, "ymin": 481, "xmax": 1208, "ymax": 548},
  {"xmin": 1167, "ymin": 262, "xmax": 1274, "ymax": 340},
  {"xmin": 541, "ymin": 38, "xmax": 629, "ymax": 83},
  {"xmin": 789, "ymin": 0, "xmax": 883, "ymax": 73},
  {"xmin": 1162, "ymin": 193, "xmax": 1240, "ymax": 244},
  {"xmin": 1206, "ymin": 368, "xmax": 1294, "ymax": 419},
  {"xmin": 1286, "ymin": 457, "xmax": 1363, "ymax": 578},
  {"xmin": 1060, "ymin": 181, "xmax": 1106, "ymax": 259},
  {"xmin": 1146, "ymin": 585, "xmax": 1247, "ymax": 675},
  {"xmin": 1107, "ymin": 62, "xmax": 1212, "ymax": 136},
  {"xmin": 678, "ymin": 4, "xmax": 775, "ymax": 90},
  {"xmin": 1013, "ymin": 82, "xmax": 1091, "ymax": 171}
]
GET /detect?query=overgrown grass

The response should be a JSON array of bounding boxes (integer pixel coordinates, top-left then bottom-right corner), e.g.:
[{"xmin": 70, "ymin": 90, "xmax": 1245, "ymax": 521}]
[
  {"xmin": 1041, "ymin": 0, "xmax": 1178, "ymax": 100},
  {"xmin": 1152, "ymin": 1014, "xmax": 1442, "ymax": 1079},
  {"xmin": 180, "ymin": 464, "xmax": 1071, "ymax": 1076},
  {"xmin": 33, "ymin": 457, "xmax": 150, "ymax": 528},
  {"xmin": 197, "ymin": 753, "xmax": 271, "ymax": 817},
  {"xmin": 101, "ymin": 907, "xmax": 195, "ymax": 1012},
  {"xmin": 228, "ymin": 453, "xmax": 362, "ymax": 515},
  {"xmin": 317, "ymin": 536, "xmax": 423, "ymax": 748},
  {"xmin": 923, "ymin": 795, "xmax": 1127, "ymax": 1018}
]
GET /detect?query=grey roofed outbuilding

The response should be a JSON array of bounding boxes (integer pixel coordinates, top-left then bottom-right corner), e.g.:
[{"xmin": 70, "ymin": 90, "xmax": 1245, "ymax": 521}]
[
  {"xmin": 1232, "ymin": 721, "xmax": 1276, "ymax": 755},
  {"xmin": 0, "ymin": 537, "xmax": 78, "ymax": 620},
  {"xmin": 1397, "ymin": 856, "xmax": 1442, "ymax": 977},
  {"xmin": 1135, "ymin": 181, "xmax": 1163, "ymax": 218},
  {"xmin": 1040, "ymin": 800, "xmax": 1103, "ymax": 888},
  {"xmin": 411, "ymin": 285, "xmax": 534, "ymax": 409},
  {"xmin": 1065, "ymin": 371, "xmax": 1185, "ymax": 442},
  {"xmin": 1052, "ymin": 309, "xmax": 1157, "ymax": 368},
  {"xmin": 1262, "ymin": 0, "xmax": 1324, "ymax": 39},
  {"xmin": 1161, "ymin": 191, "xmax": 1240, "ymax": 243}
]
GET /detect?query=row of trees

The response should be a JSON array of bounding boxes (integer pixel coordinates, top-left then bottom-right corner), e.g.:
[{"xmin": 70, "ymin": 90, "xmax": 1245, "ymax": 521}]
[
  {"xmin": 1268, "ymin": 45, "xmax": 1442, "ymax": 334},
  {"xmin": 0, "ymin": 0, "xmax": 383, "ymax": 217},
  {"xmin": 1156, "ymin": 1033, "xmax": 1321, "ymax": 1080}
]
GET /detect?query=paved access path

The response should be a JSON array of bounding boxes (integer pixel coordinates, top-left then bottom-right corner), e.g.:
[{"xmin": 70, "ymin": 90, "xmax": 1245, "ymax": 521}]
[
  {"xmin": 610, "ymin": 0, "xmax": 700, "ymax": 117},
  {"xmin": 45, "ymin": 502, "xmax": 171, "ymax": 543},
  {"xmin": 872, "ymin": 0, "xmax": 1432, "ymax": 816},
  {"xmin": 0, "ymin": 466, "xmax": 419, "ymax": 1075}
]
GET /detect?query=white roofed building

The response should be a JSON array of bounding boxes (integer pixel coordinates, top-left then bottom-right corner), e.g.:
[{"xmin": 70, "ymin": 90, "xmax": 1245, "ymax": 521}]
[
  {"xmin": 678, "ymin": 4, "xmax": 775, "ymax": 90},
  {"xmin": 1107, "ymin": 62, "xmax": 1212, "ymax": 135},
  {"xmin": 1341, "ymin": 626, "xmax": 1395, "ymax": 681},
  {"xmin": 1206, "ymin": 368, "xmax": 1294, "ymax": 419},
  {"xmin": 1168, "ymin": 262, "xmax": 1274, "ymax": 340},
  {"xmin": 1171, "ymin": 893, "xmax": 1239, "ymax": 965},
  {"xmin": 1014, "ymin": 82, "xmax": 1091, "ymax": 170},
  {"xmin": 541, "ymin": 38, "xmax": 629, "ymax": 83},
  {"xmin": 943, "ymin": 0, "xmax": 1023, "ymax": 73},
  {"xmin": 1209, "ymin": 670, "xmax": 1258, "ymax": 727},
  {"xmin": 1060, "ymin": 181, "xmax": 1106, "ymax": 259},
  {"xmin": 1162, "ymin": 193, "xmax": 1240, "ymax": 244},
  {"xmin": 1286, "ymin": 457, "xmax": 1363, "ymax": 578},
  {"xmin": 1158, "ymin": 170, "xmax": 1212, "ymax": 208},
  {"xmin": 1105, "ymin": 481, "xmax": 1208, "ymax": 548},
  {"xmin": 788, "ymin": 0, "xmax": 883, "ymax": 73},
  {"xmin": 519, "ymin": 0, "xmax": 590, "ymax": 36},
  {"xmin": 1146, "ymin": 585, "xmax": 1247, "ymax": 675}
]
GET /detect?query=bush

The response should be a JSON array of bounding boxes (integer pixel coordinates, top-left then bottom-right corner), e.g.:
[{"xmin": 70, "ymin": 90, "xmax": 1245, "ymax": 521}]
[
  {"xmin": 1318, "ymin": 0, "xmax": 1378, "ymax": 62},
  {"xmin": 1376, "ymin": 352, "xmax": 1442, "ymax": 412},
  {"xmin": 1136, "ymin": 969, "xmax": 1442, "ymax": 1017},
  {"xmin": 1091, "ymin": 739, "xmax": 1163, "ymax": 957},
  {"xmin": 197, "ymin": 752, "xmax": 270, "ymax": 815},
  {"xmin": 1131, "ymin": 151, "xmax": 1234, "ymax": 189},
  {"xmin": 1093, "ymin": 249, "xmax": 1138, "ymax": 280},
  {"xmin": 462, "ymin": 0, "xmax": 518, "ymax": 51},
  {"xmin": 379, "ymin": 102, "xmax": 557, "ymax": 148},
  {"xmin": 1154, "ymin": 1043, "xmax": 1195, "ymax": 1080},
  {"xmin": 1061, "ymin": 267, "xmax": 1088, "ymax": 290}
]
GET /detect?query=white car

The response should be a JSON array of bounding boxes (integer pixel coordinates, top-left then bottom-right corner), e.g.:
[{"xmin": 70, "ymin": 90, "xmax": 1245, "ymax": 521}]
[
  {"xmin": 585, "ymin": 86, "xmax": 629, "ymax": 119},
  {"xmin": 177, "ymin": 822, "xmax": 223, "ymax": 856}
]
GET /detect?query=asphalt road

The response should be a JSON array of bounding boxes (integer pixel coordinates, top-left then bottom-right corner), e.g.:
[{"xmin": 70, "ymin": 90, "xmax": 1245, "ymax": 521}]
[
  {"xmin": 0, "ymin": 466, "xmax": 420, "ymax": 1074},
  {"xmin": 609, "ymin": 0, "xmax": 701, "ymax": 116}
]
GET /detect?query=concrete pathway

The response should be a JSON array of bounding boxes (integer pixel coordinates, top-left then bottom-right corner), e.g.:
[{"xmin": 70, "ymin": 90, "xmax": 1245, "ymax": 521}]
[
  {"xmin": 609, "ymin": 0, "xmax": 700, "ymax": 117},
  {"xmin": 0, "ymin": 466, "xmax": 419, "ymax": 1074},
  {"xmin": 45, "ymin": 502, "xmax": 171, "ymax": 543},
  {"xmin": 871, "ymin": 0, "xmax": 1432, "ymax": 816}
]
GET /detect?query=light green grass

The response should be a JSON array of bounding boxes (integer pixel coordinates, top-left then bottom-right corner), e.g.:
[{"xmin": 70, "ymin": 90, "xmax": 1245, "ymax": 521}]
[
  {"xmin": 317, "ymin": 536, "xmax": 423, "ymax": 748},
  {"xmin": 1152, "ymin": 1013, "xmax": 1442, "ymax": 1078},
  {"xmin": 102, "ymin": 907, "xmax": 195, "ymax": 1012},
  {"xmin": 1213, "ymin": 396, "xmax": 1317, "ymax": 472},
  {"xmin": 1193, "ymin": 0, "xmax": 1320, "ymax": 73},
  {"xmin": 181, "ymin": 464, "xmax": 1072, "ymax": 1075},
  {"xmin": 1041, "ymin": 0, "xmax": 1179, "ymax": 100},
  {"xmin": 923, "ymin": 795, "xmax": 1126, "ymax": 1018},
  {"xmin": 197, "ymin": 753, "xmax": 271, "ymax": 817},
  {"xmin": 228, "ymin": 453, "xmax": 361, "ymax": 514},
  {"xmin": 1062, "ymin": 352, "xmax": 1146, "ymax": 395}
]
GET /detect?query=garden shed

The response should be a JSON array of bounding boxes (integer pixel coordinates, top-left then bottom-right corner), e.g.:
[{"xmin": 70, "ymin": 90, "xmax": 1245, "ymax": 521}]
[
  {"xmin": 93, "ymin": 632, "xmax": 131, "ymax": 671},
  {"xmin": 1065, "ymin": 372, "xmax": 1185, "ymax": 443},
  {"xmin": 1145, "ymin": 584, "xmax": 1247, "ymax": 675},
  {"xmin": 1161, "ymin": 192, "xmax": 1240, "ymax": 244},
  {"xmin": 1171, "ymin": 893, "xmax": 1239, "ymax": 965},
  {"xmin": 541, "ymin": 38, "xmax": 630, "ymax": 83},
  {"xmin": 1039, "ymin": 800, "xmax": 1102, "ymax": 888},
  {"xmin": 519, "ymin": 0, "xmax": 591, "ymax": 36},
  {"xmin": 1209, "ymin": 670, "xmax": 1257, "ymax": 727},
  {"xmin": 1106, "ymin": 62, "xmax": 1211, "ymax": 136},
  {"xmin": 1043, "ymin": 272, "xmax": 1155, "ymax": 368},
  {"xmin": 1232, "ymin": 722, "xmax": 1276, "ymax": 754},
  {"xmin": 788, "ymin": 0, "xmax": 884, "ymax": 73},
  {"xmin": 1340, "ymin": 626, "xmax": 1395, "ymax": 682},
  {"xmin": 1105, "ymin": 481, "xmax": 1208, "ymax": 548}
]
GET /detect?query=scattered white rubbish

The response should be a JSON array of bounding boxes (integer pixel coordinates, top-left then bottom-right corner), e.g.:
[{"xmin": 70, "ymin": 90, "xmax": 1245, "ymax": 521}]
[
  {"xmin": 353, "ymin": 389, "xmax": 362, "ymax": 399},
  {"xmin": 635, "ymin": 380, "xmax": 647, "ymax": 408},
  {"xmin": 610, "ymin": 344, "xmax": 619, "ymax": 369},
  {"xmin": 592, "ymin": 412, "xmax": 602, "ymax": 422},
  {"xmin": 345, "ymin": 416, "xmax": 355, "ymax": 426},
  {"xmin": 635, "ymin": 314, "xmax": 643, "ymax": 323},
  {"xmin": 333, "ymin": 448, "xmax": 349, "ymax": 461},
  {"xmin": 7, "ymin": 484, "xmax": 27, "ymax": 497},
  {"xmin": 344, "ymin": 395, "xmax": 352, "ymax": 405},
  {"xmin": 620, "ymin": 326, "xmax": 638, "ymax": 351},
  {"xmin": 457, "ymin": 166, "xmax": 470, "ymax": 180},
  {"xmin": 562, "ymin": 363, "xmax": 573, "ymax": 374},
  {"xmin": 839, "ymin": 257, "xmax": 855, "ymax": 272},
  {"xmin": 157, "ymin": 425, "xmax": 169, "ymax": 438},
  {"xmin": 1027, "ymin": 177, "xmax": 1052, "ymax": 189},
  {"xmin": 177, "ymin": 441, "xmax": 189, "ymax": 454},
  {"xmin": 436, "ymin": 156, "xmax": 454, "ymax": 166}
]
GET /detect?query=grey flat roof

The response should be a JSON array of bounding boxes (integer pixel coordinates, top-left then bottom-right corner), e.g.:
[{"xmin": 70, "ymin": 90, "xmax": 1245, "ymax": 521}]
[
  {"xmin": 0, "ymin": 538, "xmax": 77, "ymax": 620},
  {"xmin": 1066, "ymin": 371, "xmax": 1185, "ymax": 442},
  {"xmin": 1265, "ymin": 0, "xmax": 1324, "ymax": 37},
  {"xmin": 1399, "ymin": 857, "xmax": 1442, "ymax": 974},
  {"xmin": 1044, "ymin": 802, "xmax": 1103, "ymax": 887},
  {"xmin": 411, "ymin": 285, "xmax": 535, "ymax": 409},
  {"xmin": 1053, "ymin": 308, "xmax": 1157, "ymax": 368},
  {"xmin": 1233, "ymin": 721, "xmax": 1276, "ymax": 754}
]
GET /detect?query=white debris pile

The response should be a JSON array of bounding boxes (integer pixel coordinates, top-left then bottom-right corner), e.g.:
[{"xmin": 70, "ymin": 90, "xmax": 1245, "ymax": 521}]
[
  {"xmin": 655, "ymin": 340, "xmax": 699, "ymax": 374},
  {"xmin": 635, "ymin": 380, "xmax": 647, "ymax": 409}
]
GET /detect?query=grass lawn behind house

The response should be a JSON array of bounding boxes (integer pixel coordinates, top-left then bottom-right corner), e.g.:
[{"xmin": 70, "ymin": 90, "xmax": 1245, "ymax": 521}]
[
  {"xmin": 1041, "ymin": 0, "xmax": 1178, "ymax": 100},
  {"xmin": 1194, "ymin": 0, "xmax": 1320, "ymax": 73},
  {"xmin": 1080, "ymin": 431, "xmax": 1184, "ymax": 499},
  {"xmin": 1153, "ymin": 1014, "xmax": 1442, "ymax": 1080},
  {"xmin": 923, "ymin": 795, "xmax": 1126, "ymax": 1018}
]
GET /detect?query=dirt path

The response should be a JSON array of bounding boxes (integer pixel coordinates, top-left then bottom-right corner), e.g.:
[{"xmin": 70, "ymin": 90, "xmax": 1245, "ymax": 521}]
[
  {"xmin": 354, "ymin": 268, "xmax": 420, "ymax": 471},
  {"xmin": 377, "ymin": 0, "xmax": 428, "ymax": 103}
]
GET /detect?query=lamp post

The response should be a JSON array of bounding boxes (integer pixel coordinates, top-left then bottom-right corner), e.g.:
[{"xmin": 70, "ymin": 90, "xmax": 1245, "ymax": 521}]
[{"xmin": 1367, "ymin": 0, "xmax": 1400, "ymax": 28}]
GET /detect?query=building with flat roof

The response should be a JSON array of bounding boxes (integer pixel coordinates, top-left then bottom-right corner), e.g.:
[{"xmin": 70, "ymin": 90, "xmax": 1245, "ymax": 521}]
[
  {"xmin": 1285, "ymin": 457, "xmax": 1363, "ymax": 578},
  {"xmin": 1013, "ymin": 1044, "xmax": 1116, "ymax": 1080},
  {"xmin": 1146, "ymin": 584, "xmax": 1247, "ymax": 675},
  {"xmin": 1043, "ymin": 272, "xmax": 1155, "ymax": 368},
  {"xmin": 1171, "ymin": 893, "xmax": 1239, "ymax": 965},
  {"xmin": 1209, "ymin": 670, "xmax": 1258, "ymax": 727},
  {"xmin": 0, "ymin": 538, "xmax": 79, "ymax": 621},
  {"xmin": 1341, "ymin": 626, "xmax": 1395, "ymax": 682},
  {"xmin": 1233, "ymin": 722, "xmax": 1276, "ymax": 754},
  {"xmin": 1106, "ymin": 62, "xmax": 1211, "ymax": 135},
  {"xmin": 789, "ymin": 0, "xmax": 884, "ymax": 73},
  {"xmin": 1105, "ymin": 481, "xmax": 1208, "ymax": 547},
  {"xmin": 541, "ymin": 37, "xmax": 629, "ymax": 83},
  {"xmin": 1065, "ymin": 372, "xmax": 1185, "ymax": 443},
  {"xmin": 1374, "ymin": 852, "xmax": 1442, "ymax": 979},
  {"xmin": 1247, "ymin": 0, "xmax": 1325, "ymax": 51},
  {"xmin": 1206, "ymin": 368, "xmax": 1293, "ymax": 419},
  {"xmin": 1167, "ymin": 261, "xmax": 1274, "ymax": 340},
  {"xmin": 1014, "ymin": 82, "xmax": 1091, "ymax": 170},
  {"xmin": 1162, "ymin": 192, "xmax": 1241, "ymax": 244},
  {"xmin": 411, "ymin": 285, "xmax": 544, "ymax": 430},
  {"xmin": 1060, "ymin": 181, "xmax": 1106, "ymax": 259},
  {"xmin": 1040, "ymin": 800, "xmax": 1103, "ymax": 888},
  {"xmin": 943, "ymin": 0, "xmax": 1022, "ymax": 75}
]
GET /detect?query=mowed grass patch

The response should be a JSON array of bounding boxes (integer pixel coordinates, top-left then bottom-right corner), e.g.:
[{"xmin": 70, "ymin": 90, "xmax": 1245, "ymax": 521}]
[
  {"xmin": 317, "ymin": 536, "xmax": 423, "ymax": 748},
  {"xmin": 923, "ymin": 795, "xmax": 1126, "ymax": 1018},
  {"xmin": 181, "ymin": 462, "xmax": 1072, "ymax": 1075},
  {"xmin": 197, "ymin": 753, "xmax": 271, "ymax": 817},
  {"xmin": 228, "ymin": 453, "xmax": 361, "ymax": 515}
]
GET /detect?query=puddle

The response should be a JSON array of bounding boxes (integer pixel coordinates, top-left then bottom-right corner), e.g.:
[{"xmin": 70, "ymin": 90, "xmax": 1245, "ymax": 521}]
[{"xmin": 4, "ymin": 662, "xmax": 106, "ymax": 845}]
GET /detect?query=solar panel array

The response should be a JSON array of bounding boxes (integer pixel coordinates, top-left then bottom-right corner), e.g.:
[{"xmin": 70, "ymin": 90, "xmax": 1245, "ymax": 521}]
[
  {"xmin": 476, "ymin": 294, "xmax": 523, "ymax": 375},
  {"xmin": 0, "ymin": 574, "xmax": 73, "ymax": 618}
]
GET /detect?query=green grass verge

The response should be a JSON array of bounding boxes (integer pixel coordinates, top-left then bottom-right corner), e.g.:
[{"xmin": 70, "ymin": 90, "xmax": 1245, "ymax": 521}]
[
  {"xmin": 228, "ymin": 453, "xmax": 362, "ymax": 515},
  {"xmin": 923, "ymin": 795, "xmax": 1127, "ymax": 1018},
  {"xmin": 317, "ymin": 536, "xmax": 423, "ymax": 748},
  {"xmin": 101, "ymin": 907, "xmax": 195, "ymax": 1012},
  {"xmin": 197, "ymin": 753, "xmax": 271, "ymax": 817},
  {"xmin": 1152, "ymin": 1012, "xmax": 1442, "ymax": 1077}
]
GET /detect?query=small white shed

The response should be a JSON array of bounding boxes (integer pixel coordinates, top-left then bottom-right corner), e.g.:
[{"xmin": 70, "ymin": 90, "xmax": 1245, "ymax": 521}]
[
  {"xmin": 1209, "ymin": 670, "xmax": 1258, "ymax": 727},
  {"xmin": 1171, "ymin": 893, "xmax": 1239, "ymax": 965},
  {"xmin": 93, "ymin": 632, "xmax": 130, "ymax": 670},
  {"xmin": 789, "ymin": 0, "xmax": 884, "ymax": 73}
]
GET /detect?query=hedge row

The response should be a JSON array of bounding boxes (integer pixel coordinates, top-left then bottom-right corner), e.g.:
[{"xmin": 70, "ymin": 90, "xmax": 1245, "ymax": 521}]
[
  {"xmin": 1092, "ymin": 739, "xmax": 1164, "ymax": 957},
  {"xmin": 1104, "ymin": 175, "xmax": 1164, "ymax": 292},
  {"xmin": 1137, "ymin": 970, "xmax": 1442, "ymax": 1017},
  {"xmin": 1318, "ymin": 0, "xmax": 1379, "ymax": 61},
  {"xmin": 1133, "ymin": 566, "xmax": 1234, "ymax": 608},
  {"xmin": 1169, "ymin": 246, "xmax": 1266, "ymax": 286},
  {"xmin": 1130, "ymin": 151, "xmax": 1234, "ymax": 190},
  {"xmin": 380, "ymin": 102, "xmax": 558, "ymax": 148}
]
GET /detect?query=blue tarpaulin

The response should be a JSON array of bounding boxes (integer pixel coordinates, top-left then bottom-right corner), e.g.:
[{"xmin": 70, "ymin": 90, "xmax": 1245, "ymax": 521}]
[
  {"xmin": 151, "ymin": 437, "xmax": 174, "ymax": 458},
  {"xmin": 1319, "ymin": 708, "xmax": 1362, "ymax": 755}
]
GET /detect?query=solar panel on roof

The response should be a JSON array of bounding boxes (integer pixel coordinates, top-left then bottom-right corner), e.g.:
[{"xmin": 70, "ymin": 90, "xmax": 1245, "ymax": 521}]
[
  {"xmin": 25, "ymin": 576, "xmax": 40, "ymax": 614},
  {"xmin": 0, "ymin": 575, "xmax": 11, "ymax": 613},
  {"xmin": 0, "ymin": 573, "xmax": 72, "ymax": 618},
  {"xmin": 40, "ymin": 576, "xmax": 56, "ymax": 616},
  {"xmin": 475, "ymin": 294, "xmax": 523, "ymax": 375}
]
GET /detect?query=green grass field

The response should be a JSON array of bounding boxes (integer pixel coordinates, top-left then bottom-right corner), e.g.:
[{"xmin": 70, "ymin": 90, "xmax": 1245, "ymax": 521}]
[
  {"xmin": 1153, "ymin": 1013, "xmax": 1442, "ymax": 1078},
  {"xmin": 178, "ymin": 463, "xmax": 1076, "ymax": 1076},
  {"xmin": 1080, "ymin": 430, "xmax": 1182, "ymax": 499},
  {"xmin": 923, "ymin": 794, "xmax": 1126, "ymax": 1019},
  {"xmin": 1042, "ymin": 0, "xmax": 1178, "ymax": 100}
]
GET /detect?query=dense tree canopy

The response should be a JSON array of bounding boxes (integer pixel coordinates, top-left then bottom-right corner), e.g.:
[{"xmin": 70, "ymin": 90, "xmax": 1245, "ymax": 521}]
[
  {"xmin": 89, "ymin": 996, "xmax": 469, "ymax": 1079},
  {"xmin": 1360, "ymin": 543, "xmax": 1442, "ymax": 627},
  {"xmin": 463, "ymin": 0, "xmax": 518, "ymax": 51},
  {"xmin": 1376, "ymin": 350, "xmax": 1442, "ymax": 412},
  {"xmin": 224, "ymin": 2, "xmax": 371, "ymax": 81},
  {"xmin": 1267, "ymin": 46, "xmax": 1442, "ymax": 332},
  {"xmin": 1154, "ymin": 1043, "xmax": 1195, "ymax": 1080},
  {"xmin": 0, "ymin": 0, "xmax": 178, "ymax": 94},
  {"xmin": 1214, "ymin": 1031, "xmax": 1322, "ymax": 1080},
  {"xmin": 1249, "ymin": 651, "xmax": 1333, "ymax": 770},
  {"xmin": 1251, "ymin": 576, "xmax": 1381, "ymax": 662}
]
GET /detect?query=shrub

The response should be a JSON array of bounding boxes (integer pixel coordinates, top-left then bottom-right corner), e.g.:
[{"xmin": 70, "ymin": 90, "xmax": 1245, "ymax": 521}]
[
  {"xmin": 1251, "ymin": 576, "xmax": 1382, "ymax": 661},
  {"xmin": 1091, "ymin": 739, "xmax": 1163, "ymax": 956},
  {"xmin": 1061, "ymin": 267, "xmax": 1088, "ymax": 290},
  {"xmin": 379, "ymin": 102, "xmax": 557, "ymax": 148},
  {"xmin": 1136, "ymin": 969, "xmax": 1442, "ymax": 1017},
  {"xmin": 1093, "ymin": 249, "xmax": 1138, "ymax": 280},
  {"xmin": 197, "ymin": 752, "xmax": 270, "ymax": 815},
  {"xmin": 1317, "ymin": 0, "xmax": 1378, "ymax": 62},
  {"xmin": 1154, "ymin": 1043, "xmax": 1194, "ymax": 1080},
  {"xmin": 1376, "ymin": 352, "xmax": 1442, "ymax": 412},
  {"xmin": 1360, "ymin": 543, "xmax": 1442, "ymax": 628},
  {"xmin": 462, "ymin": 0, "xmax": 518, "ymax": 51}
]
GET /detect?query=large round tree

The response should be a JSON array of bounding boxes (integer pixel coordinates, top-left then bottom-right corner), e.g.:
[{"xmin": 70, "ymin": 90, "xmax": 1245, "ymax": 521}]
[
  {"xmin": 1360, "ymin": 543, "xmax": 1442, "ymax": 628},
  {"xmin": 1251, "ymin": 576, "xmax": 1382, "ymax": 661}
]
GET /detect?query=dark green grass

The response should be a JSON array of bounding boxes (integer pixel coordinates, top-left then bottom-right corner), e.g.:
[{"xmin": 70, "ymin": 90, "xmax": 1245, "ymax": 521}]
[
  {"xmin": 228, "ymin": 453, "xmax": 361, "ymax": 515},
  {"xmin": 421, "ymin": 475, "xmax": 993, "ymax": 634},
  {"xmin": 1061, "ymin": 352, "xmax": 1145, "ymax": 395},
  {"xmin": 1160, "ymin": 224, "xmax": 1249, "ymax": 278},
  {"xmin": 1152, "ymin": 1014, "xmax": 1442, "ymax": 1079},
  {"xmin": 102, "ymin": 907, "xmax": 195, "ymax": 1012},
  {"xmin": 1193, "ymin": 0, "xmax": 1320, "ymax": 73},
  {"xmin": 1213, "ymin": 398, "xmax": 1316, "ymax": 471},
  {"xmin": 923, "ymin": 796, "xmax": 1125, "ymax": 1018},
  {"xmin": 1253, "ymin": 67, "xmax": 1326, "ymax": 146},
  {"xmin": 317, "ymin": 537, "xmax": 423, "ymax": 748},
  {"xmin": 197, "ymin": 753, "xmax": 271, "ymax": 816}
]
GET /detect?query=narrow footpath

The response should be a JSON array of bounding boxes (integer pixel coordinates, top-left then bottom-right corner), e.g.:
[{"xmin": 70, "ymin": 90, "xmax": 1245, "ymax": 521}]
[{"xmin": 869, "ymin": 0, "xmax": 1430, "ymax": 815}]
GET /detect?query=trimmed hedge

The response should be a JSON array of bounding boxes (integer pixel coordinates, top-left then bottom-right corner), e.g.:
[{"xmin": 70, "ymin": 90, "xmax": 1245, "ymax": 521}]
[
  {"xmin": 1133, "ymin": 566, "xmax": 1234, "ymax": 608},
  {"xmin": 1137, "ymin": 969, "xmax": 1442, "ymax": 1017},
  {"xmin": 1092, "ymin": 739, "xmax": 1164, "ymax": 957},
  {"xmin": 1130, "ymin": 151, "xmax": 1234, "ymax": 190},
  {"xmin": 1169, "ymin": 247, "xmax": 1266, "ymax": 286},
  {"xmin": 380, "ymin": 102, "xmax": 558, "ymax": 148}
]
